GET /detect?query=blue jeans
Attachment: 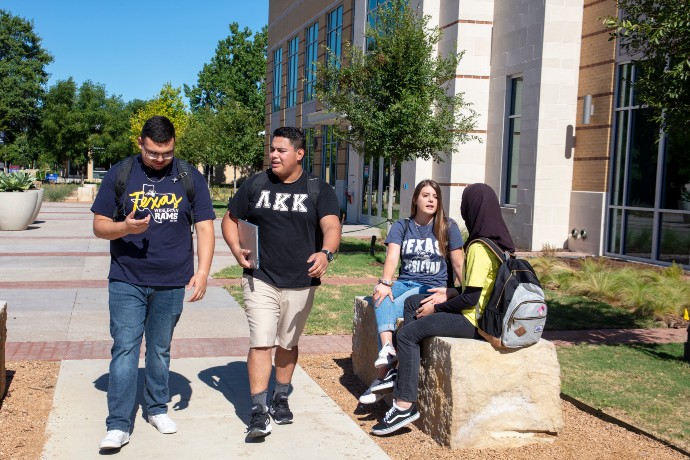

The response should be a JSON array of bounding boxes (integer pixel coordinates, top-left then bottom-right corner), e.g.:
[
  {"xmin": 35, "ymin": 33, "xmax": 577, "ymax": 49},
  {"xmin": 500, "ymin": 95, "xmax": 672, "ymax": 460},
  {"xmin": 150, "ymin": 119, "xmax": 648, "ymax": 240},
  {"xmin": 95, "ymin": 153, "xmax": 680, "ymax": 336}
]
[
  {"xmin": 393, "ymin": 294, "xmax": 479, "ymax": 403},
  {"xmin": 106, "ymin": 280, "xmax": 184, "ymax": 431},
  {"xmin": 374, "ymin": 280, "xmax": 433, "ymax": 335}
]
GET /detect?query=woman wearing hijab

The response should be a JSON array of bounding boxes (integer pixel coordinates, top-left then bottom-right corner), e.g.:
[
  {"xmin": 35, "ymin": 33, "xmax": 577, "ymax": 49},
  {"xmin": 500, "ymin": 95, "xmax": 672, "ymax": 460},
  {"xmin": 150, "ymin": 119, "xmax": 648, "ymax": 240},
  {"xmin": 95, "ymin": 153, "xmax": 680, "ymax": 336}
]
[{"xmin": 370, "ymin": 183, "xmax": 515, "ymax": 436}]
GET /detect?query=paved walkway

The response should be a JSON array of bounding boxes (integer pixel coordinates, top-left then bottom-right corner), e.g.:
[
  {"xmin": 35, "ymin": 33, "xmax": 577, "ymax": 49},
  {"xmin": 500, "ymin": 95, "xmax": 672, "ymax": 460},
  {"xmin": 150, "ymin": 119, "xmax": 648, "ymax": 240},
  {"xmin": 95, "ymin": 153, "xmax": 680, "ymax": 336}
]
[
  {"xmin": 1, "ymin": 202, "xmax": 686, "ymax": 458},
  {"xmin": 1, "ymin": 202, "xmax": 388, "ymax": 459}
]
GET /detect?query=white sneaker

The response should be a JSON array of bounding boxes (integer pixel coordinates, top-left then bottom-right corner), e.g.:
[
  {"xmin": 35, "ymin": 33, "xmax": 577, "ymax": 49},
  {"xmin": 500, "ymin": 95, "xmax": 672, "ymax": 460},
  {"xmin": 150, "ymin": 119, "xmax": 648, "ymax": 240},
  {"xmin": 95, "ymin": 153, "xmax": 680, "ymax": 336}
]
[
  {"xmin": 374, "ymin": 342, "xmax": 398, "ymax": 368},
  {"xmin": 148, "ymin": 413, "xmax": 177, "ymax": 434},
  {"xmin": 99, "ymin": 430, "xmax": 130, "ymax": 449},
  {"xmin": 359, "ymin": 379, "xmax": 385, "ymax": 404}
]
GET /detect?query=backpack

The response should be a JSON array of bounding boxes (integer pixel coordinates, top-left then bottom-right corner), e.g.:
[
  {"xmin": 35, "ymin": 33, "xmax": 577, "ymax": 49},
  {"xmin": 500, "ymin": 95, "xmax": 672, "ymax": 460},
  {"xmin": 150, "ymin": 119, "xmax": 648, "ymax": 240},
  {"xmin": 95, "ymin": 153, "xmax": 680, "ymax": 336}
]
[
  {"xmin": 112, "ymin": 155, "xmax": 196, "ymax": 225},
  {"xmin": 247, "ymin": 169, "xmax": 321, "ymax": 209},
  {"xmin": 469, "ymin": 237, "xmax": 547, "ymax": 349},
  {"xmin": 400, "ymin": 218, "xmax": 456, "ymax": 288}
]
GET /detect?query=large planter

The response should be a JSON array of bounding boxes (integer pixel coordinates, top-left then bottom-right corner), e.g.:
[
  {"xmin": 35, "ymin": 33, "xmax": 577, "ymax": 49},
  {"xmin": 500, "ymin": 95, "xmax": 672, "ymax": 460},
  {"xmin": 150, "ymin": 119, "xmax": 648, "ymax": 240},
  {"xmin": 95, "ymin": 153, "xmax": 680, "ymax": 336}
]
[
  {"xmin": 29, "ymin": 188, "xmax": 44, "ymax": 224},
  {"xmin": 0, "ymin": 191, "xmax": 40, "ymax": 231}
]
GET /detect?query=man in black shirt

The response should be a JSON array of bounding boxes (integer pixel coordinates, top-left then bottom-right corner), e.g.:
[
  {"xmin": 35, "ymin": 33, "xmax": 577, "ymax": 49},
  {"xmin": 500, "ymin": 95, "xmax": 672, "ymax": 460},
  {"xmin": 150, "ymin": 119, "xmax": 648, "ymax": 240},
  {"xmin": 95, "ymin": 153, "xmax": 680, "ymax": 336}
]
[{"xmin": 222, "ymin": 127, "xmax": 341, "ymax": 438}]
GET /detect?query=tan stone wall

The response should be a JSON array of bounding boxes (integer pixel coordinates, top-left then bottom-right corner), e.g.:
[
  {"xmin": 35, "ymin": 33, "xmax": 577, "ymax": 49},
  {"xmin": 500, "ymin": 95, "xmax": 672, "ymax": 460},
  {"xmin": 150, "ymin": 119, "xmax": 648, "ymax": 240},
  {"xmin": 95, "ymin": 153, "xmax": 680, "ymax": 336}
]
[{"xmin": 574, "ymin": 0, "xmax": 617, "ymax": 193}]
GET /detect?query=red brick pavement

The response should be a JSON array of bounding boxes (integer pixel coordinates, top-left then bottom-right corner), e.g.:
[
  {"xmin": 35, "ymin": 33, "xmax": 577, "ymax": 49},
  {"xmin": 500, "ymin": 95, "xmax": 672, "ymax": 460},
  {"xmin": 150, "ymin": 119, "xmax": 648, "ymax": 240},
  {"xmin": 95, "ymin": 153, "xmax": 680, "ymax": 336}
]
[{"xmin": 5, "ymin": 335, "xmax": 353, "ymax": 361}]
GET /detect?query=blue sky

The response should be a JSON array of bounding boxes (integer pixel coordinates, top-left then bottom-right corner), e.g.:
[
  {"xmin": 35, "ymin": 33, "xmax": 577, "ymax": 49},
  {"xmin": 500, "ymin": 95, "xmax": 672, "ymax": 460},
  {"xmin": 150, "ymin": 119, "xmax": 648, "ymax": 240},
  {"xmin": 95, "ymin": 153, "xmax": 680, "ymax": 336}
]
[{"xmin": 5, "ymin": 0, "xmax": 269, "ymax": 103}]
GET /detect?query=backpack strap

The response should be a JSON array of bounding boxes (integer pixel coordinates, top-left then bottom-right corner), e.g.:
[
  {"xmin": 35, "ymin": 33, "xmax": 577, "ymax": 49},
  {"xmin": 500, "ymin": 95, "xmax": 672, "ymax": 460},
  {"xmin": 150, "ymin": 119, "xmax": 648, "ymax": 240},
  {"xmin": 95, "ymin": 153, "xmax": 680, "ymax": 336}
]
[
  {"xmin": 112, "ymin": 155, "xmax": 136, "ymax": 221},
  {"xmin": 172, "ymin": 158, "xmax": 197, "ymax": 233},
  {"xmin": 468, "ymin": 237, "xmax": 512, "ymax": 262},
  {"xmin": 306, "ymin": 173, "xmax": 321, "ymax": 207}
]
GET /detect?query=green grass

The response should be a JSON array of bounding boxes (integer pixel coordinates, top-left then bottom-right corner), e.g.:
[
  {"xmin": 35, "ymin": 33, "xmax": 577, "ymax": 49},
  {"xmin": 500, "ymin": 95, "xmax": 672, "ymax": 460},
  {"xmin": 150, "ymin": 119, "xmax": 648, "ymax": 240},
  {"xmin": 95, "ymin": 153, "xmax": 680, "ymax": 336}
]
[
  {"xmin": 213, "ymin": 200, "xmax": 227, "ymax": 218},
  {"xmin": 224, "ymin": 283, "xmax": 370, "ymax": 335},
  {"xmin": 558, "ymin": 343, "xmax": 690, "ymax": 450},
  {"xmin": 545, "ymin": 292, "xmax": 662, "ymax": 330}
]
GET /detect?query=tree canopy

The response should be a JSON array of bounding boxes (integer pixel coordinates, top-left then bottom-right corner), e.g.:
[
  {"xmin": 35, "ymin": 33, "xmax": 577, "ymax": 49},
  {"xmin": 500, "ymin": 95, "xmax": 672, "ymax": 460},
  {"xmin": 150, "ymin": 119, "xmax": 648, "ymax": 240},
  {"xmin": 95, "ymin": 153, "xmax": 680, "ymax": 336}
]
[
  {"xmin": 129, "ymin": 83, "xmax": 188, "ymax": 148},
  {"xmin": 315, "ymin": 0, "xmax": 476, "ymax": 165},
  {"xmin": 0, "ymin": 9, "xmax": 52, "ymax": 162},
  {"xmin": 604, "ymin": 0, "xmax": 690, "ymax": 131},
  {"xmin": 182, "ymin": 23, "xmax": 266, "ymax": 177}
]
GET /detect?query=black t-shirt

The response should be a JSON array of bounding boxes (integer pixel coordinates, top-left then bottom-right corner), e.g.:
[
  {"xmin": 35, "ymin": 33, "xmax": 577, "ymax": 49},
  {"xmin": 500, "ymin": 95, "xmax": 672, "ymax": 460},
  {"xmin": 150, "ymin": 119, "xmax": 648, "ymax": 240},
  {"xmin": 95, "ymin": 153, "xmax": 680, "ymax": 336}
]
[
  {"xmin": 91, "ymin": 156, "xmax": 216, "ymax": 286},
  {"xmin": 228, "ymin": 169, "xmax": 340, "ymax": 288}
]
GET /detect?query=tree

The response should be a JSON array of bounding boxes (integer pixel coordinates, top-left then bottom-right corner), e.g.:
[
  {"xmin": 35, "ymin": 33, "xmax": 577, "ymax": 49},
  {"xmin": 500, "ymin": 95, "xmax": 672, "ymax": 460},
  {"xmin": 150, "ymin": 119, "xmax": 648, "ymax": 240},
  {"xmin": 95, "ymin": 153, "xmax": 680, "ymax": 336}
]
[
  {"xmin": 182, "ymin": 23, "xmax": 267, "ymax": 182},
  {"xmin": 130, "ymin": 83, "xmax": 188, "ymax": 148},
  {"xmin": 177, "ymin": 102, "xmax": 263, "ymax": 188},
  {"xmin": 604, "ymin": 0, "xmax": 690, "ymax": 131},
  {"xmin": 0, "ymin": 9, "xmax": 53, "ymax": 167},
  {"xmin": 184, "ymin": 23, "xmax": 267, "ymax": 116},
  {"xmin": 315, "ymin": 0, "xmax": 476, "ymax": 223}
]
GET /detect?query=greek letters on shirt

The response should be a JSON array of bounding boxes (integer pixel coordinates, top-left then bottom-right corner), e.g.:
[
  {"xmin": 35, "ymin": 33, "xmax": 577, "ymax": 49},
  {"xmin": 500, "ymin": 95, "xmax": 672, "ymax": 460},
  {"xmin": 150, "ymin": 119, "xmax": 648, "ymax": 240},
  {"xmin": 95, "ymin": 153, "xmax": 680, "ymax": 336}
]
[
  {"xmin": 255, "ymin": 190, "xmax": 309, "ymax": 212},
  {"xmin": 401, "ymin": 236, "xmax": 442, "ymax": 275},
  {"xmin": 129, "ymin": 184, "xmax": 182, "ymax": 223}
]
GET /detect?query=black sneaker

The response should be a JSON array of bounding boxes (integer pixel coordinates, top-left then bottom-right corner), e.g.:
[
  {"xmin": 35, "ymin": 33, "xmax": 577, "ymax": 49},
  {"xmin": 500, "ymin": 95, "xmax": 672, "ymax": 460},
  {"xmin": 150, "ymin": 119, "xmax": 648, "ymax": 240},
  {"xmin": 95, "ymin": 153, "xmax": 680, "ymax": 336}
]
[
  {"xmin": 371, "ymin": 368, "xmax": 397, "ymax": 394},
  {"xmin": 247, "ymin": 404, "xmax": 272, "ymax": 438},
  {"xmin": 371, "ymin": 403, "xmax": 420, "ymax": 436},
  {"xmin": 269, "ymin": 392, "xmax": 294, "ymax": 425}
]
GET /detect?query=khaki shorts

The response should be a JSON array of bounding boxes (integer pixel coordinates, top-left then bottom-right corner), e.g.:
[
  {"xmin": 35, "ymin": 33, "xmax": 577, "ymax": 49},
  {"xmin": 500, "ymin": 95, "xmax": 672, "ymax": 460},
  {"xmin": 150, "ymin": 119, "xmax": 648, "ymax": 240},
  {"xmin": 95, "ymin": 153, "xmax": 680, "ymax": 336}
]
[{"xmin": 241, "ymin": 274, "xmax": 317, "ymax": 350}]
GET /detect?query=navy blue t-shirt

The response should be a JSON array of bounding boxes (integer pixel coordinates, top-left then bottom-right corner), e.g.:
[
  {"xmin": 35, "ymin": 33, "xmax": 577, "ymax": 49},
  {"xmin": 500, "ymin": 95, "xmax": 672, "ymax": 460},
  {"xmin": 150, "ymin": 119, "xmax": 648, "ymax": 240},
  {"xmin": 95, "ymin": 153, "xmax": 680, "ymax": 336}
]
[
  {"xmin": 385, "ymin": 218, "xmax": 464, "ymax": 286},
  {"xmin": 91, "ymin": 155, "xmax": 215, "ymax": 286},
  {"xmin": 228, "ymin": 169, "xmax": 340, "ymax": 288}
]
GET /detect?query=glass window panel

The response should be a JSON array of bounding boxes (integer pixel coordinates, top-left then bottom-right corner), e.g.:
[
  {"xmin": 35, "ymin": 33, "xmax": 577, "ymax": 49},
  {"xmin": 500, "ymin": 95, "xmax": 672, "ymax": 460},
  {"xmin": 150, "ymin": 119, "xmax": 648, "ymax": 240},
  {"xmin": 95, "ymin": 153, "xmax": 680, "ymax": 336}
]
[
  {"xmin": 661, "ymin": 126, "xmax": 690, "ymax": 210},
  {"xmin": 623, "ymin": 210, "xmax": 653, "ymax": 258},
  {"xmin": 303, "ymin": 23, "xmax": 318, "ymax": 102},
  {"xmin": 625, "ymin": 109, "xmax": 659, "ymax": 208},
  {"xmin": 616, "ymin": 63, "xmax": 631, "ymax": 108},
  {"xmin": 659, "ymin": 213, "xmax": 690, "ymax": 266},
  {"xmin": 504, "ymin": 77, "xmax": 523, "ymax": 204},
  {"xmin": 272, "ymin": 48, "xmax": 282, "ymax": 112},
  {"xmin": 322, "ymin": 126, "xmax": 337, "ymax": 186},
  {"xmin": 303, "ymin": 128, "xmax": 314, "ymax": 173},
  {"xmin": 610, "ymin": 110, "xmax": 629, "ymax": 206},
  {"xmin": 608, "ymin": 208, "xmax": 623, "ymax": 254},
  {"xmin": 327, "ymin": 6, "xmax": 343, "ymax": 68},
  {"xmin": 287, "ymin": 37, "xmax": 298, "ymax": 108}
]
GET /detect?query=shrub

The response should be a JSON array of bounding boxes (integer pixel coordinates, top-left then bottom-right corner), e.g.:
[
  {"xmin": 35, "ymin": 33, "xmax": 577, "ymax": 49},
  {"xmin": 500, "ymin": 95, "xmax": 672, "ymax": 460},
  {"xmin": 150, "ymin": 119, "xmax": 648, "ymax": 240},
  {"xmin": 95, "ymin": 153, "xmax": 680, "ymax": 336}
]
[{"xmin": 43, "ymin": 184, "xmax": 79, "ymax": 202}]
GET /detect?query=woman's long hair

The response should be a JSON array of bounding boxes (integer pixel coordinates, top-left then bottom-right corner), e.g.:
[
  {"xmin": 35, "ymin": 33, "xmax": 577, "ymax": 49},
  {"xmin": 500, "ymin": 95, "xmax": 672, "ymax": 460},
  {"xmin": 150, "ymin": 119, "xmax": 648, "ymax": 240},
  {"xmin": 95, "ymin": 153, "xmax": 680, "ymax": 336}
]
[{"xmin": 410, "ymin": 179, "xmax": 449, "ymax": 258}]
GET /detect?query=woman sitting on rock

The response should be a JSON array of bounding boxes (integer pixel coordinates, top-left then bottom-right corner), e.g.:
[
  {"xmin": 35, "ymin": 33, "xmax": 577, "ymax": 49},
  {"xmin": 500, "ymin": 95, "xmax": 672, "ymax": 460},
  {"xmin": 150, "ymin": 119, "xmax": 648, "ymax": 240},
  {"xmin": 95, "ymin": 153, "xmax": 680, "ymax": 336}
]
[{"xmin": 370, "ymin": 183, "xmax": 515, "ymax": 435}]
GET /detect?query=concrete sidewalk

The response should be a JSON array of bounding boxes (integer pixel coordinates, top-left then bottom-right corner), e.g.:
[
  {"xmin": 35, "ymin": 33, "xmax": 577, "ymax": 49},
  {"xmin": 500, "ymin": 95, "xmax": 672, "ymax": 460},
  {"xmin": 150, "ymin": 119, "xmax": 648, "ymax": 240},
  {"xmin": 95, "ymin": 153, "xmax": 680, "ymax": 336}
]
[{"xmin": 1, "ymin": 202, "xmax": 389, "ymax": 459}]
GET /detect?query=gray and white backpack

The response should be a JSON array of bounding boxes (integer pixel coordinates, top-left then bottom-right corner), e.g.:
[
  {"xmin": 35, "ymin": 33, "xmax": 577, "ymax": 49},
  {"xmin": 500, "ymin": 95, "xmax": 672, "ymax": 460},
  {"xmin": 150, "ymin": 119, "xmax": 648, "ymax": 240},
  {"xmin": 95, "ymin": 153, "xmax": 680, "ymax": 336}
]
[{"xmin": 470, "ymin": 238, "xmax": 547, "ymax": 349}]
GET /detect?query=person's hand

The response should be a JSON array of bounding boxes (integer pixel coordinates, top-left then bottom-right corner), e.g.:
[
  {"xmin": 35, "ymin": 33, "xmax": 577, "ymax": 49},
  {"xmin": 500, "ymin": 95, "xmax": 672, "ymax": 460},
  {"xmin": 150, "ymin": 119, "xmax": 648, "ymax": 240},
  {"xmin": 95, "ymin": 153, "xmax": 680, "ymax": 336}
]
[
  {"xmin": 236, "ymin": 249, "xmax": 253, "ymax": 269},
  {"xmin": 124, "ymin": 209, "xmax": 150, "ymax": 234},
  {"xmin": 415, "ymin": 301, "xmax": 436, "ymax": 318},
  {"xmin": 419, "ymin": 287, "xmax": 456, "ymax": 307},
  {"xmin": 372, "ymin": 283, "xmax": 393, "ymax": 307},
  {"xmin": 307, "ymin": 251, "xmax": 329, "ymax": 278},
  {"xmin": 185, "ymin": 272, "xmax": 208, "ymax": 302}
]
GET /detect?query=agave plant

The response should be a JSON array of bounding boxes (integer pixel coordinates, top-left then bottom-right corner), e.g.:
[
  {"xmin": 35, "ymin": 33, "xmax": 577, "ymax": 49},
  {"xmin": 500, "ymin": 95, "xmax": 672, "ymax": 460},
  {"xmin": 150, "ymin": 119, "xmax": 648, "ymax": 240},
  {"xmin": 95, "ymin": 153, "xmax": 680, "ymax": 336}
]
[{"xmin": 0, "ymin": 171, "xmax": 36, "ymax": 192}]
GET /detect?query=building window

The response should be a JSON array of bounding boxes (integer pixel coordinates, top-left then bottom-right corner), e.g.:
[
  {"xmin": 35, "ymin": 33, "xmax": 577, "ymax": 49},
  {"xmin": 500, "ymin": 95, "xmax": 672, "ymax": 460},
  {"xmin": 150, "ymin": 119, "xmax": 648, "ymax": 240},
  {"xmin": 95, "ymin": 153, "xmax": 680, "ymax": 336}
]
[
  {"xmin": 327, "ymin": 6, "xmax": 343, "ymax": 69},
  {"xmin": 366, "ymin": 0, "xmax": 391, "ymax": 50},
  {"xmin": 322, "ymin": 125, "xmax": 337, "ymax": 186},
  {"xmin": 504, "ymin": 76, "xmax": 523, "ymax": 205},
  {"xmin": 272, "ymin": 47, "xmax": 283, "ymax": 112},
  {"xmin": 607, "ymin": 63, "xmax": 690, "ymax": 266},
  {"xmin": 304, "ymin": 22, "xmax": 318, "ymax": 102},
  {"xmin": 286, "ymin": 37, "xmax": 299, "ymax": 108},
  {"xmin": 303, "ymin": 128, "xmax": 315, "ymax": 173}
]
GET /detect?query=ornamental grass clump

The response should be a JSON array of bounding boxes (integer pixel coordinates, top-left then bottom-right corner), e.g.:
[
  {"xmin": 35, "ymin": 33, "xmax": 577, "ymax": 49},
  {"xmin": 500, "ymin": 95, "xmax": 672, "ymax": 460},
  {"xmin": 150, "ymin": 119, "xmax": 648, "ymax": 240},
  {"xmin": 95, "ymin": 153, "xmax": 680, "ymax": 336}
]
[{"xmin": 0, "ymin": 171, "xmax": 36, "ymax": 192}]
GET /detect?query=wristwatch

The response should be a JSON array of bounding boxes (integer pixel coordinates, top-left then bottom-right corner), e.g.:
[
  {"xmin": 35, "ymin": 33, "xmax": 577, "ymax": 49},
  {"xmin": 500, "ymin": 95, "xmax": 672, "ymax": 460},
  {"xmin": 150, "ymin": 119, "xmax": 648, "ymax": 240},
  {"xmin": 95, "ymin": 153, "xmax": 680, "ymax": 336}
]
[
  {"xmin": 320, "ymin": 249, "xmax": 334, "ymax": 262},
  {"xmin": 378, "ymin": 278, "xmax": 394, "ymax": 287}
]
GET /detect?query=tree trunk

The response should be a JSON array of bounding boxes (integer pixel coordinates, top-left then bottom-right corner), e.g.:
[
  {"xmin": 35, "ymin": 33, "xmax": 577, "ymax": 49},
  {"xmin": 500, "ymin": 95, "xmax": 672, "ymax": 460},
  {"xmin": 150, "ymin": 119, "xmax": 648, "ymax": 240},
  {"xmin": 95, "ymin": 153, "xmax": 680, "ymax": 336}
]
[
  {"xmin": 233, "ymin": 168, "xmax": 237, "ymax": 193},
  {"xmin": 387, "ymin": 159, "xmax": 395, "ymax": 232}
]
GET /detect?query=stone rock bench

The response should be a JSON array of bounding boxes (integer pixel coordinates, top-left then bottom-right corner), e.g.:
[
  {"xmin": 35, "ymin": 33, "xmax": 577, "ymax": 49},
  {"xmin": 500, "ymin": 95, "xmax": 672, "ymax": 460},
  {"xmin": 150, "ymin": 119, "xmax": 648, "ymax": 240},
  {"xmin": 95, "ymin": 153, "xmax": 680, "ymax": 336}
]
[{"xmin": 352, "ymin": 296, "xmax": 564, "ymax": 449}]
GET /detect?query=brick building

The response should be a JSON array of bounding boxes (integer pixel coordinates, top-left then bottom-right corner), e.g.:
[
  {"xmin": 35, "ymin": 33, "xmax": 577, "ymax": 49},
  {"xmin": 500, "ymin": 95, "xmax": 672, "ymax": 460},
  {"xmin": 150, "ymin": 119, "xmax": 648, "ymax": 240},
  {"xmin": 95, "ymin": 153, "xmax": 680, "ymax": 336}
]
[{"xmin": 266, "ymin": 0, "xmax": 690, "ymax": 267}]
